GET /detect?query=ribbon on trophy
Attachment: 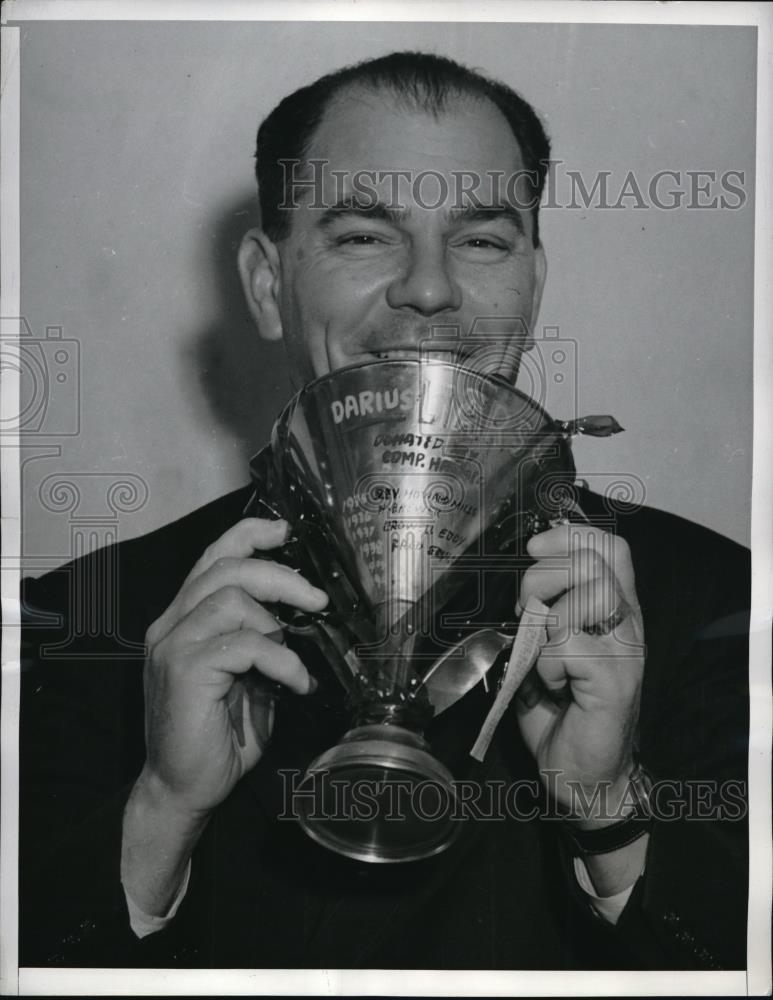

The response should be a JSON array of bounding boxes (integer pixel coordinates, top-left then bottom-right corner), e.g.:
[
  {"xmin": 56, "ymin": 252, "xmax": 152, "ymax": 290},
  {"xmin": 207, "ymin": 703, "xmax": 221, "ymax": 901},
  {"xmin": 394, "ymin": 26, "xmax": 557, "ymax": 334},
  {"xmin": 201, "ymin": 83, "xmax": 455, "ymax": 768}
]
[{"xmin": 469, "ymin": 595, "xmax": 550, "ymax": 762}]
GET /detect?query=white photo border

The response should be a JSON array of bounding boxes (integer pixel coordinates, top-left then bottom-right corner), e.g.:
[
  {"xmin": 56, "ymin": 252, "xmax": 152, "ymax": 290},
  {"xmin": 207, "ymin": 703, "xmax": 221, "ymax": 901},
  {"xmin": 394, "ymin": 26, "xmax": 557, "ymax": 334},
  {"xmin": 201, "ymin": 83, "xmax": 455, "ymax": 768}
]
[{"xmin": 1, "ymin": 2, "xmax": 770, "ymax": 996}]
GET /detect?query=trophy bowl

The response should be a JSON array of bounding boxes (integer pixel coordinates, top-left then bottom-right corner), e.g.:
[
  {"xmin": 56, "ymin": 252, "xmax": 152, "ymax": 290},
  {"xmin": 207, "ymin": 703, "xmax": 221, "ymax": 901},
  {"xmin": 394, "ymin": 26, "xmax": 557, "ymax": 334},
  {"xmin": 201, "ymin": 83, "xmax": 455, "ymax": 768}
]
[{"xmin": 250, "ymin": 359, "xmax": 589, "ymax": 863}]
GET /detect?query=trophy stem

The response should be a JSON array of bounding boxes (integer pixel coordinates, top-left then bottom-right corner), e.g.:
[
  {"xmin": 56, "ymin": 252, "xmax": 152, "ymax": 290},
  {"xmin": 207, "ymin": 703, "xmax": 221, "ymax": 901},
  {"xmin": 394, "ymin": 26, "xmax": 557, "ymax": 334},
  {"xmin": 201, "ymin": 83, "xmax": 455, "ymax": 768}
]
[{"xmin": 350, "ymin": 693, "xmax": 432, "ymax": 731}]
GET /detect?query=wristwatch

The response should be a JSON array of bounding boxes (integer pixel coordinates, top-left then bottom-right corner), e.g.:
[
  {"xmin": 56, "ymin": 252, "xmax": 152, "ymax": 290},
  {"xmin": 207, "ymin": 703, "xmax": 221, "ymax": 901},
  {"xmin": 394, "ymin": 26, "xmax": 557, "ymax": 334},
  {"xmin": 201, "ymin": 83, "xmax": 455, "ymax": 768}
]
[{"xmin": 561, "ymin": 763, "xmax": 654, "ymax": 857}]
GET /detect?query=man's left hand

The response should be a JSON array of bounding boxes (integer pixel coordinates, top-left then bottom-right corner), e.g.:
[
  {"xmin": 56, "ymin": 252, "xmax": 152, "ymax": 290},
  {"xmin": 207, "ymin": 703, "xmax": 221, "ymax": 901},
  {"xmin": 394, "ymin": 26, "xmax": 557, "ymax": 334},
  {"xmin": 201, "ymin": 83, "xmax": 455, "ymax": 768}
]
[{"xmin": 515, "ymin": 524, "xmax": 645, "ymax": 826}]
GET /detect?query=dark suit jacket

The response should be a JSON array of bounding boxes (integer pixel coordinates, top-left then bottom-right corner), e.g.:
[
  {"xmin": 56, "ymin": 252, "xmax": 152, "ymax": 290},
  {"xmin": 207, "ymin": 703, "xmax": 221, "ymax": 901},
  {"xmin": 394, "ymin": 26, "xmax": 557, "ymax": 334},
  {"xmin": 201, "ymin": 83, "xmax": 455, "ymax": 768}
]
[{"xmin": 19, "ymin": 486, "xmax": 750, "ymax": 969}]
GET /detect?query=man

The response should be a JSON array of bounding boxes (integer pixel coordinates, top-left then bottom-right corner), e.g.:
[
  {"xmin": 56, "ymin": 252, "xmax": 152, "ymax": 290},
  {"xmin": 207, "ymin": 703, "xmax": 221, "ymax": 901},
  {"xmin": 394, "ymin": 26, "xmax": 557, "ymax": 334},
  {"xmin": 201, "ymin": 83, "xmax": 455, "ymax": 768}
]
[{"xmin": 20, "ymin": 51, "xmax": 749, "ymax": 970}]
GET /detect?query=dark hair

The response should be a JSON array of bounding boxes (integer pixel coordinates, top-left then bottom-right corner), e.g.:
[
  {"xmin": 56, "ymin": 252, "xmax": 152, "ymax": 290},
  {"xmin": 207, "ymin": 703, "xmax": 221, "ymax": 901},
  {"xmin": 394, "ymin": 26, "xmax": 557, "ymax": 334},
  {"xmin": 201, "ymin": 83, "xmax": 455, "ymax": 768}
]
[{"xmin": 255, "ymin": 51, "xmax": 551, "ymax": 247}]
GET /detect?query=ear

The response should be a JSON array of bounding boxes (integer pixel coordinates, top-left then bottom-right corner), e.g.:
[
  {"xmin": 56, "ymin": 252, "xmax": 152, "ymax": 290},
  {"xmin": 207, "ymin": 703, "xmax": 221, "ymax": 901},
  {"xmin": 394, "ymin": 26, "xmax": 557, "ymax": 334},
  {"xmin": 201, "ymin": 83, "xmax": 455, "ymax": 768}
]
[
  {"xmin": 238, "ymin": 228, "xmax": 284, "ymax": 341},
  {"xmin": 524, "ymin": 242, "xmax": 547, "ymax": 352}
]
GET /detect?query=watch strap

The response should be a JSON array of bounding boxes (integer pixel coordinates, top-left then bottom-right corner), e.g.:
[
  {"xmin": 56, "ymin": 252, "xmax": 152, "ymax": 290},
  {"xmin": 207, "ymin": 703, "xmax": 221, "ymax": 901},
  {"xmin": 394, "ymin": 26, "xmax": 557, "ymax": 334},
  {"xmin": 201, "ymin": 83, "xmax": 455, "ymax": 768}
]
[
  {"xmin": 562, "ymin": 806, "xmax": 652, "ymax": 857},
  {"xmin": 561, "ymin": 763, "xmax": 654, "ymax": 857}
]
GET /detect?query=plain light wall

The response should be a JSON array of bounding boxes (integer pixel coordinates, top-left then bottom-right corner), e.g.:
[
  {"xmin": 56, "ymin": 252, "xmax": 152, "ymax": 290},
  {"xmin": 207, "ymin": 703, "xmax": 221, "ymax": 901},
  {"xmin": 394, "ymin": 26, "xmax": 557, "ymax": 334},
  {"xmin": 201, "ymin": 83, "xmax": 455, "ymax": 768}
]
[{"xmin": 17, "ymin": 21, "xmax": 756, "ymax": 574}]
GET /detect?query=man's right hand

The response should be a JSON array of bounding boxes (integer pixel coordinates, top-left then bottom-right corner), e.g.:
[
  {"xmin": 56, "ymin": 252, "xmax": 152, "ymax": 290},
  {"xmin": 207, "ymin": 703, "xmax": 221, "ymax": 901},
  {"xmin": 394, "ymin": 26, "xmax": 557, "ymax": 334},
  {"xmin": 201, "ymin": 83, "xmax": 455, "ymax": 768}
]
[{"xmin": 121, "ymin": 517, "xmax": 328, "ymax": 919}]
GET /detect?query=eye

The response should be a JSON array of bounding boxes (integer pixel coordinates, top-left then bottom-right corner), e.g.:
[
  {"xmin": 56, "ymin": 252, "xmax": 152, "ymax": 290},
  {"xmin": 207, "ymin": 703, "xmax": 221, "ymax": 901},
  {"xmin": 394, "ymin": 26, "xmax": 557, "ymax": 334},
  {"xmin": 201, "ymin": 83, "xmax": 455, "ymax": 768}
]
[
  {"xmin": 451, "ymin": 233, "xmax": 513, "ymax": 258},
  {"xmin": 463, "ymin": 237, "xmax": 506, "ymax": 249},
  {"xmin": 330, "ymin": 228, "xmax": 401, "ymax": 256},
  {"xmin": 337, "ymin": 234, "xmax": 383, "ymax": 246}
]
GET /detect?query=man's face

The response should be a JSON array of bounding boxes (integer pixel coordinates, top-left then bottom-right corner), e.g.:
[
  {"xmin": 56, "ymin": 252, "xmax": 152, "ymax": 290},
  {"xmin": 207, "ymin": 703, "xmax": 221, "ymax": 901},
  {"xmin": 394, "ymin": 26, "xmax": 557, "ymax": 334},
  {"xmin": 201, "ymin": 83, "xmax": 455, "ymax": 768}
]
[{"xmin": 247, "ymin": 86, "xmax": 546, "ymax": 385}]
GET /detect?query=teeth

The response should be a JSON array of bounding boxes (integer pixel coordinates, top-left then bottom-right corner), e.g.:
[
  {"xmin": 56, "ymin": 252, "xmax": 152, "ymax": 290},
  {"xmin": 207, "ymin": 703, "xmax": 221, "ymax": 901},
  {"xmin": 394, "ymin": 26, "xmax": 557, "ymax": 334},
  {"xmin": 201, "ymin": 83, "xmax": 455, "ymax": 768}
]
[
  {"xmin": 371, "ymin": 349, "xmax": 460, "ymax": 363},
  {"xmin": 372, "ymin": 350, "xmax": 442, "ymax": 360}
]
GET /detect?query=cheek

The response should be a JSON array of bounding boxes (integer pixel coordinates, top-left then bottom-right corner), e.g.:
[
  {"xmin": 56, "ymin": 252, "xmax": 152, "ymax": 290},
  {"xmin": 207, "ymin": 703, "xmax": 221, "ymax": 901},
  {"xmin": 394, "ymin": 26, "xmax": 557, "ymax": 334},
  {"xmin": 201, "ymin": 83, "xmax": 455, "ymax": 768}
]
[
  {"xmin": 279, "ymin": 262, "xmax": 385, "ymax": 377},
  {"xmin": 295, "ymin": 262, "xmax": 388, "ymax": 323},
  {"xmin": 280, "ymin": 264, "xmax": 333, "ymax": 336},
  {"xmin": 461, "ymin": 265, "xmax": 536, "ymax": 314}
]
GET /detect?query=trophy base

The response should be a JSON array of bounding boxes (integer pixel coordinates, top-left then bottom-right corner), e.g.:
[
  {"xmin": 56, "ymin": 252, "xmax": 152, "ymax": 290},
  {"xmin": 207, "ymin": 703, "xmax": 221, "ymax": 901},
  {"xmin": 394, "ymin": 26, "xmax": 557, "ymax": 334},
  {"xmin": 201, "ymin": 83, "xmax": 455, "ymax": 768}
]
[{"xmin": 296, "ymin": 725, "xmax": 462, "ymax": 863}]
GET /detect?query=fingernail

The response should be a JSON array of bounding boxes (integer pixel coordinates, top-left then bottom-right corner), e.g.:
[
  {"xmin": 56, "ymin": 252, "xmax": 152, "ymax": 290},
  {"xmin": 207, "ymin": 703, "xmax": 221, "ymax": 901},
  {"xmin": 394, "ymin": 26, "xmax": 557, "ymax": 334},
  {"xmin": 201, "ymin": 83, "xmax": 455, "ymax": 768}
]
[{"xmin": 307, "ymin": 674, "xmax": 318, "ymax": 695}]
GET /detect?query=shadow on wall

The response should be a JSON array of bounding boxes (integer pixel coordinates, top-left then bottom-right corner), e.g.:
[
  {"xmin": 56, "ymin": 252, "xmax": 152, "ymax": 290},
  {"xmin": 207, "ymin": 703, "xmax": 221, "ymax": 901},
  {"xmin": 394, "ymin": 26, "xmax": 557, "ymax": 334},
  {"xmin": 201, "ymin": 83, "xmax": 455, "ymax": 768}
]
[{"xmin": 183, "ymin": 191, "xmax": 294, "ymax": 468}]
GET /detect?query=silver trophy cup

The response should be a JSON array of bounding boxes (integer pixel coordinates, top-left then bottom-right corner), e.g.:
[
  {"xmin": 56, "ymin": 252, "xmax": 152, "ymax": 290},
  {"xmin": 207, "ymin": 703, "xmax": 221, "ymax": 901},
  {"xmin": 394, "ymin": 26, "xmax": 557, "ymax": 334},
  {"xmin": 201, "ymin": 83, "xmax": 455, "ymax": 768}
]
[{"xmin": 248, "ymin": 359, "xmax": 618, "ymax": 862}]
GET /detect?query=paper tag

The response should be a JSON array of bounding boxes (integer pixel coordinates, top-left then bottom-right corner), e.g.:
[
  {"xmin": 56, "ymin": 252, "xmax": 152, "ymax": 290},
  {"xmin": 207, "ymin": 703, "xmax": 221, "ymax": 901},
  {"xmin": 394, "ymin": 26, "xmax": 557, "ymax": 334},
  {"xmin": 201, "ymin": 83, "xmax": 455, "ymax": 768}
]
[{"xmin": 470, "ymin": 596, "xmax": 549, "ymax": 762}]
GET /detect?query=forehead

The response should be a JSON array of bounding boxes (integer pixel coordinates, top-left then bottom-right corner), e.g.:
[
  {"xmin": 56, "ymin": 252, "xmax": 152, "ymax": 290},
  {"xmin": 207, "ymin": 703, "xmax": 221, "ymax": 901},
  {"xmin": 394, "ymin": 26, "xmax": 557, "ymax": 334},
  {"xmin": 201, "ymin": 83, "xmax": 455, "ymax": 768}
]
[{"xmin": 305, "ymin": 85, "xmax": 527, "ymax": 182}]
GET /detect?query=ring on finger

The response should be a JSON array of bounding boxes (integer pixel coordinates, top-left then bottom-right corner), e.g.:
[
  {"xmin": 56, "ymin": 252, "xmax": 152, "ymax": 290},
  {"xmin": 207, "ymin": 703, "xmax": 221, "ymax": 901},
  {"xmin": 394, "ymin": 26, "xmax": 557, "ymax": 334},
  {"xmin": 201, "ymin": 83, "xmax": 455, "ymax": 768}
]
[{"xmin": 583, "ymin": 598, "xmax": 630, "ymax": 636}]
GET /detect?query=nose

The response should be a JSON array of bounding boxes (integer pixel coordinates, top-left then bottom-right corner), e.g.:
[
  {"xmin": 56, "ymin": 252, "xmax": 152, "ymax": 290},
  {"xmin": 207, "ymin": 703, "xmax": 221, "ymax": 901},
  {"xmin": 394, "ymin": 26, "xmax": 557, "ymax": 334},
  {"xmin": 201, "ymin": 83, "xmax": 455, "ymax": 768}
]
[{"xmin": 386, "ymin": 243, "xmax": 462, "ymax": 315}]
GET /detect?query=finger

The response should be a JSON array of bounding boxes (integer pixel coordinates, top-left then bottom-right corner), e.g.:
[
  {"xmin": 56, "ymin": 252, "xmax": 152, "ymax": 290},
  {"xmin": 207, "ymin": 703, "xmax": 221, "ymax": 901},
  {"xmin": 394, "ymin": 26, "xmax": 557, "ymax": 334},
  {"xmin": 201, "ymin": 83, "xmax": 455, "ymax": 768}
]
[
  {"xmin": 527, "ymin": 525, "xmax": 638, "ymax": 607},
  {"xmin": 190, "ymin": 629, "xmax": 316, "ymax": 696},
  {"xmin": 157, "ymin": 586, "xmax": 282, "ymax": 649},
  {"xmin": 514, "ymin": 669, "xmax": 543, "ymax": 710},
  {"xmin": 514, "ymin": 681, "xmax": 565, "ymax": 752},
  {"xmin": 535, "ymin": 631, "xmax": 644, "ymax": 720},
  {"xmin": 518, "ymin": 547, "xmax": 606, "ymax": 611},
  {"xmin": 154, "ymin": 557, "xmax": 327, "ymax": 641},
  {"xmin": 527, "ymin": 523, "xmax": 609, "ymax": 558},
  {"xmin": 534, "ymin": 644, "xmax": 570, "ymax": 693},
  {"xmin": 185, "ymin": 518, "xmax": 291, "ymax": 584},
  {"xmin": 513, "ymin": 658, "xmax": 570, "ymax": 760},
  {"xmin": 182, "ymin": 558, "xmax": 327, "ymax": 617},
  {"xmin": 546, "ymin": 576, "xmax": 623, "ymax": 639},
  {"xmin": 148, "ymin": 520, "xmax": 299, "ymax": 643}
]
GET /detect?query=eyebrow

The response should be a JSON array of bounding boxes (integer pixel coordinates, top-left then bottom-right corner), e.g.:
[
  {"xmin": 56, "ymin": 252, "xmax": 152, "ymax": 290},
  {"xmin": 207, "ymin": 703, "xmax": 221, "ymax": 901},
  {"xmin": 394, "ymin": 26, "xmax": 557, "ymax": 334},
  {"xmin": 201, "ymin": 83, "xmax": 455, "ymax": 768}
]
[
  {"xmin": 317, "ymin": 197, "xmax": 526, "ymax": 236},
  {"xmin": 449, "ymin": 203, "xmax": 526, "ymax": 236},
  {"xmin": 318, "ymin": 197, "xmax": 403, "ymax": 228}
]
